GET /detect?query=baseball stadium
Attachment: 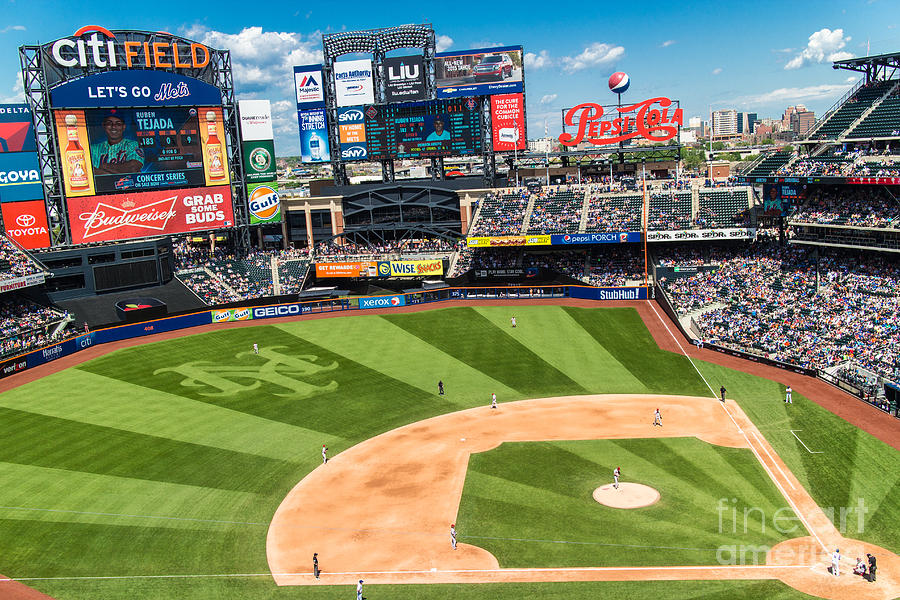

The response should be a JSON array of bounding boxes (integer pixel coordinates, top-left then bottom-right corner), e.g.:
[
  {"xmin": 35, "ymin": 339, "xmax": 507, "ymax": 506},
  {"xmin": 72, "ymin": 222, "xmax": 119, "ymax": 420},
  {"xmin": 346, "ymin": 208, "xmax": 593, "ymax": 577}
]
[{"xmin": 0, "ymin": 17, "xmax": 898, "ymax": 600}]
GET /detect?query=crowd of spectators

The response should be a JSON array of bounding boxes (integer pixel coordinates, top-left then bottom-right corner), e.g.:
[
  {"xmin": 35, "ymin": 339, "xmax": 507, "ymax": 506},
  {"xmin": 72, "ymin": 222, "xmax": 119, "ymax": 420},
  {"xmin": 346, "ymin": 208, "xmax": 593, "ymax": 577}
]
[
  {"xmin": 470, "ymin": 191, "xmax": 529, "ymax": 236},
  {"xmin": 314, "ymin": 237, "xmax": 458, "ymax": 259},
  {"xmin": 0, "ymin": 297, "xmax": 70, "ymax": 358},
  {"xmin": 0, "ymin": 235, "xmax": 42, "ymax": 281},
  {"xmin": 527, "ymin": 191, "xmax": 583, "ymax": 234},
  {"xmin": 790, "ymin": 186, "xmax": 900, "ymax": 228},
  {"xmin": 583, "ymin": 248, "xmax": 644, "ymax": 287}
]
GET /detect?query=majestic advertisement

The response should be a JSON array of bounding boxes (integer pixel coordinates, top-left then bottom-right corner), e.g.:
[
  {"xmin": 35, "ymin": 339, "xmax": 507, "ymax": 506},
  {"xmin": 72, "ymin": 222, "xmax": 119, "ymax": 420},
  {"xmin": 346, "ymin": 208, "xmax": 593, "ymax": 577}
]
[
  {"xmin": 645, "ymin": 227, "xmax": 757, "ymax": 242},
  {"xmin": 467, "ymin": 235, "xmax": 551, "ymax": 247},
  {"xmin": 364, "ymin": 98, "xmax": 482, "ymax": 160},
  {"xmin": 0, "ymin": 151, "xmax": 43, "ymax": 203},
  {"xmin": 0, "ymin": 200, "xmax": 51, "ymax": 249},
  {"xmin": 242, "ymin": 140, "xmax": 276, "ymax": 183},
  {"xmin": 559, "ymin": 98, "xmax": 683, "ymax": 147},
  {"xmin": 384, "ymin": 55, "xmax": 426, "ymax": 102},
  {"xmin": 65, "ymin": 184, "xmax": 234, "ymax": 244},
  {"xmin": 337, "ymin": 107, "xmax": 368, "ymax": 161},
  {"xmin": 247, "ymin": 181, "xmax": 280, "ymax": 225},
  {"xmin": 0, "ymin": 104, "xmax": 36, "ymax": 153},
  {"xmin": 315, "ymin": 261, "xmax": 377, "ymax": 278},
  {"xmin": 490, "ymin": 94, "xmax": 526, "ymax": 151},
  {"xmin": 376, "ymin": 260, "xmax": 443, "ymax": 277},
  {"xmin": 54, "ymin": 106, "xmax": 229, "ymax": 197},
  {"xmin": 49, "ymin": 71, "xmax": 223, "ymax": 109},
  {"xmin": 293, "ymin": 65, "xmax": 325, "ymax": 108},
  {"xmin": 435, "ymin": 46, "xmax": 524, "ymax": 99},
  {"xmin": 334, "ymin": 59, "xmax": 375, "ymax": 107},
  {"xmin": 298, "ymin": 108, "xmax": 330, "ymax": 163},
  {"xmin": 238, "ymin": 99, "xmax": 274, "ymax": 141}
]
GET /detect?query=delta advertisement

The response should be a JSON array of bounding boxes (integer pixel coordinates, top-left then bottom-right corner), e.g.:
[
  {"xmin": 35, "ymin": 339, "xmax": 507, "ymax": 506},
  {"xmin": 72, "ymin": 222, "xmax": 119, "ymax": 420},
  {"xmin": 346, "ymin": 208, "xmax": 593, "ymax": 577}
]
[
  {"xmin": 299, "ymin": 108, "xmax": 330, "ymax": 163},
  {"xmin": 334, "ymin": 59, "xmax": 375, "ymax": 107},
  {"xmin": 0, "ymin": 200, "xmax": 51, "ymax": 249},
  {"xmin": 337, "ymin": 107, "xmax": 367, "ymax": 161},
  {"xmin": 65, "ymin": 184, "xmax": 234, "ymax": 244},
  {"xmin": 0, "ymin": 104, "xmax": 50, "ymax": 249},
  {"xmin": 435, "ymin": 46, "xmax": 524, "ymax": 99},
  {"xmin": 293, "ymin": 65, "xmax": 325, "ymax": 108},
  {"xmin": 247, "ymin": 182, "xmax": 280, "ymax": 225},
  {"xmin": 490, "ymin": 94, "xmax": 526, "ymax": 151},
  {"xmin": 0, "ymin": 104, "xmax": 36, "ymax": 153},
  {"xmin": 54, "ymin": 106, "xmax": 230, "ymax": 198},
  {"xmin": 384, "ymin": 55, "xmax": 426, "ymax": 102},
  {"xmin": 49, "ymin": 70, "xmax": 223, "ymax": 109}
]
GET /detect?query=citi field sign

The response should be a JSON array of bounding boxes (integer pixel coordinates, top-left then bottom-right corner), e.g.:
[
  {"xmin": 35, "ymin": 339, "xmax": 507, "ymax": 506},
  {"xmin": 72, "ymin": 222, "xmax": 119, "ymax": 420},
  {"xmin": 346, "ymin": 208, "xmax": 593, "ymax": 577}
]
[
  {"xmin": 559, "ymin": 97, "xmax": 683, "ymax": 146},
  {"xmin": 47, "ymin": 26, "xmax": 211, "ymax": 71}
]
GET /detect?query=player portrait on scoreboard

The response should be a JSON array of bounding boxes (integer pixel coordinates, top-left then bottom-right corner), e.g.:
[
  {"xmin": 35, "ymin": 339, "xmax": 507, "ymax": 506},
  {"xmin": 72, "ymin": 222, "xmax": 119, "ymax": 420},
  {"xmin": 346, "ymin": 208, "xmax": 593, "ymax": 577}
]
[
  {"xmin": 90, "ymin": 110, "xmax": 144, "ymax": 175},
  {"xmin": 425, "ymin": 115, "xmax": 452, "ymax": 141}
]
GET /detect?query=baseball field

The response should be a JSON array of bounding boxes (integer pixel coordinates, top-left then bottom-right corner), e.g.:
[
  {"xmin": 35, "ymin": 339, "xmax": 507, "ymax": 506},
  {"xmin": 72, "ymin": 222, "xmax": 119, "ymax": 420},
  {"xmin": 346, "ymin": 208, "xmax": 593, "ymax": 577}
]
[{"xmin": 0, "ymin": 303, "xmax": 897, "ymax": 600}]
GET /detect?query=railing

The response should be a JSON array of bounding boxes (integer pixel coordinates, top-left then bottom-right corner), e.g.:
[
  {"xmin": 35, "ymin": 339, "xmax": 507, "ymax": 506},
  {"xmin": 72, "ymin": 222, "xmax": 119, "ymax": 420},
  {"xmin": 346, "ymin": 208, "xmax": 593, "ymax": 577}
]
[{"xmin": 804, "ymin": 78, "xmax": 863, "ymax": 140}]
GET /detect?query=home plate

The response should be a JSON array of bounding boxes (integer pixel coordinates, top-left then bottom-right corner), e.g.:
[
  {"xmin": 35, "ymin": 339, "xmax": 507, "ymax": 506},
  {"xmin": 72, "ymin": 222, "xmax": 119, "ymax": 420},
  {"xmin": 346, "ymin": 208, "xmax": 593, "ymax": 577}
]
[{"xmin": 592, "ymin": 482, "xmax": 660, "ymax": 509}]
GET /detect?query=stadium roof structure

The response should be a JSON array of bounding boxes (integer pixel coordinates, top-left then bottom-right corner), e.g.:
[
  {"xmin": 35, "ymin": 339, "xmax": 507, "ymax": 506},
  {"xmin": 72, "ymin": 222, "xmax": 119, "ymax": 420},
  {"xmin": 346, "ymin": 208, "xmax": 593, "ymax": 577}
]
[{"xmin": 832, "ymin": 51, "xmax": 900, "ymax": 81}]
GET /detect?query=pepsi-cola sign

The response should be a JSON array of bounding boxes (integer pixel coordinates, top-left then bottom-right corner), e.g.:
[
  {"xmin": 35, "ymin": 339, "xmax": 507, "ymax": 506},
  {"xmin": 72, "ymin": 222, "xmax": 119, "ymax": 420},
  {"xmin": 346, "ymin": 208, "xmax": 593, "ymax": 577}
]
[{"xmin": 559, "ymin": 97, "xmax": 682, "ymax": 146}]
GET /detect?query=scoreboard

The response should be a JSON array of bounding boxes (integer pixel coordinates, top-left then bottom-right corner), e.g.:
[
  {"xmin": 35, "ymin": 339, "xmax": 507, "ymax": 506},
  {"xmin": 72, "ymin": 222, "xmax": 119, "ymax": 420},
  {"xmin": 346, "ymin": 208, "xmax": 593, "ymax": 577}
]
[{"xmin": 364, "ymin": 98, "xmax": 482, "ymax": 160}]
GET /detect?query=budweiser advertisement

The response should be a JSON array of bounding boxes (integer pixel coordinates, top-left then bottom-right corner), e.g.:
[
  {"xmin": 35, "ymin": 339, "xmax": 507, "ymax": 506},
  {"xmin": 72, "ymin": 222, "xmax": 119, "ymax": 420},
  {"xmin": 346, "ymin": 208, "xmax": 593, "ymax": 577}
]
[
  {"xmin": 559, "ymin": 97, "xmax": 682, "ymax": 146},
  {"xmin": 66, "ymin": 185, "xmax": 233, "ymax": 244},
  {"xmin": 490, "ymin": 94, "xmax": 526, "ymax": 151},
  {"xmin": 1, "ymin": 200, "xmax": 51, "ymax": 249}
]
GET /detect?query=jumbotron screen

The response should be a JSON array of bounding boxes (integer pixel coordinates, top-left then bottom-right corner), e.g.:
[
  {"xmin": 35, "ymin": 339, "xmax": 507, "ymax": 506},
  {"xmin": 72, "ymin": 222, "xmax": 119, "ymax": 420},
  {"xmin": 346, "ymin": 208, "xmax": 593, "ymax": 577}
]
[{"xmin": 364, "ymin": 98, "xmax": 482, "ymax": 160}]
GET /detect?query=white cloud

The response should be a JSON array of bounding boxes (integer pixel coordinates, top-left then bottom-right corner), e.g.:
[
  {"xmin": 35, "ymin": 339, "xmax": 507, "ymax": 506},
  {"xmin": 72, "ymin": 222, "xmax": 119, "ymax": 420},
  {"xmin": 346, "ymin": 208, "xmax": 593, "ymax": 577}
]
[
  {"xmin": 732, "ymin": 82, "xmax": 852, "ymax": 106},
  {"xmin": 0, "ymin": 25, "xmax": 26, "ymax": 33},
  {"xmin": 436, "ymin": 35, "xmax": 453, "ymax": 52},
  {"xmin": 561, "ymin": 42, "xmax": 625, "ymax": 72},
  {"xmin": 660, "ymin": 40, "xmax": 676, "ymax": 47},
  {"xmin": 470, "ymin": 41, "xmax": 502, "ymax": 49},
  {"xmin": 540, "ymin": 94, "xmax": 558, "ymax": 105},
  {"xmin": 712, "ymin": 67, "xmax": 723, "ymax": 75},
  {"xmin": 0, "ymin": 73, "xmax": 24, "ymax": 103},
  {"xmin": 785, "ymin": 28, "xmax": 853, "ymax": 69},
  {"xmin": 524, "ymin": 50, "xmax": 551, "ymax": 69}
]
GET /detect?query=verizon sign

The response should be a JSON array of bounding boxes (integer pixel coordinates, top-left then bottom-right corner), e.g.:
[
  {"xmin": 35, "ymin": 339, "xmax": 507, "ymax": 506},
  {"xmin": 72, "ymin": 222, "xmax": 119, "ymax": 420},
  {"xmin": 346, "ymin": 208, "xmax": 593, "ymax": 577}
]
[{"xmin": 66, "ymin": 185, "xmax": 234, "ymax": 244}]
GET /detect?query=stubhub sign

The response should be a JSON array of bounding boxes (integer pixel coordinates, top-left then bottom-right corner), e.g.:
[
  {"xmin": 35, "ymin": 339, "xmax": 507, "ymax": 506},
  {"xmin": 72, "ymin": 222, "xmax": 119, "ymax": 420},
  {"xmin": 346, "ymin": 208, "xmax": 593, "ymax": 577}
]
[{"xmin": 359, "ymin": 295, "xmax": 406, "ymax": 310}]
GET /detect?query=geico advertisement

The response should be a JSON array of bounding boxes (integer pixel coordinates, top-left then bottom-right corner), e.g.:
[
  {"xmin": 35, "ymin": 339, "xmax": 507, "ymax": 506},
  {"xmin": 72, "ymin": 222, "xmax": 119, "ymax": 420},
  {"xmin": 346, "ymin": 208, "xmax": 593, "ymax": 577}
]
[
  {"xmin": 376, "ymin": 260, "xmax": 444, "ymax": 277},
  {"xmin": 66, "ymin": 185, "xmax": 234, "ymax": 244}
]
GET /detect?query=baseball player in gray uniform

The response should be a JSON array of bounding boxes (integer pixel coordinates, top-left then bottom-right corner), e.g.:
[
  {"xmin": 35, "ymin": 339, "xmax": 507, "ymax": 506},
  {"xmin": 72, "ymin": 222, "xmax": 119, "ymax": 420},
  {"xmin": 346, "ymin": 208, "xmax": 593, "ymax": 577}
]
[{"xmin": 450, "ymin": 524, "xmax": 457, "ymax": 550}]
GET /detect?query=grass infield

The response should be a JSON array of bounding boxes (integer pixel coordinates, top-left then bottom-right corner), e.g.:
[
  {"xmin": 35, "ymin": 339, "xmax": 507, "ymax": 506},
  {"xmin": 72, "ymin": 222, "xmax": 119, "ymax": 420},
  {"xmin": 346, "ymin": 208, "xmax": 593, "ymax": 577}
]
[{"xmin": 0, "ymin": 305, "xmax": 895, "ymax": 599}]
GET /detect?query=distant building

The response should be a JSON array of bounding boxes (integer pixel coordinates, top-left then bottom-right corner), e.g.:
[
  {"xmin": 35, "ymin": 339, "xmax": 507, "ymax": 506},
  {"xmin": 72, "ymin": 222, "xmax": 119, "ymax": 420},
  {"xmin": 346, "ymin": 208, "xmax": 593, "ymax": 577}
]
[
  {"xmin": 791, "ymin": 110, "xmax": 815, "ymax": 135},
  {"xmin": 742, "ymin": 112, "xmax": 758, "ymax": 135},
  {"xmin": 528, "ymin": 137, "xmax": 556, "ymax": 153},
  {"xmin": 712, "ymin": 109, "xmax": 738, "ymax": 137},
  {"xmin": 689, "ymin": 116, "xmax": 704, "ymax": 129}
]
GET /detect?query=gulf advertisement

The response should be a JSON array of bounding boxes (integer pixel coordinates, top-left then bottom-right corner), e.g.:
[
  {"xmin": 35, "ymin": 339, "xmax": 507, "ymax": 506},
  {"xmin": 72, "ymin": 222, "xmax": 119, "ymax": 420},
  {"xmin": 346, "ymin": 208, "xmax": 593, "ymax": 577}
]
[
  {"xmin": 247, "ymin": 182, "xmax": 280, "ymax": 225},
  {"xmin": 467, "ymin": 235, "xmax": 551, "ymax": 248},
  {"xmin": 334, "ymin": 59, "xmax": 375, "ymax": 107},
  {"xmin": 299, "ymin": 108, "xmax": 330, "ymax": 163},
  {"xmin": 49, "ymin": 71, "xmax": 223, "ymax": 109},
  {"xmin": 490, "ymin": 94, "xmax": 526, "ymax": 151},
  {"xmin": 376, "ymin": 260, "xmax": 443, "ymax": 277},
  {"xmin": 210, "ymin": 308, "xmax": 253, "ymax": 323},
  {"xmin": 65, "ymin": 185, "xmax": 234, "ymax": 244},
  {"xmin": 384, "ymin": 55, "xmax": 426, "ymax": 102},
  {"xmin": 315, "ymin": 261, "xmax": 377, "ymax": 278},
  {"xmin": 435, "ymin": 46, "xmax": 524, "ymax": 99},
  {"xmin": 293, "ymin": 65, "xmax": 325, "ymax": 108},
  {"xmin": 1, "ymin": 200, "xmax": 51, "ymax": 249},
  {"xmin": 337, "ymin": 107, "xmax": 367, "ymax": 161},
  {"xmin": 0, "ymin": 104, "xmax": 36, "ymax": 153}
]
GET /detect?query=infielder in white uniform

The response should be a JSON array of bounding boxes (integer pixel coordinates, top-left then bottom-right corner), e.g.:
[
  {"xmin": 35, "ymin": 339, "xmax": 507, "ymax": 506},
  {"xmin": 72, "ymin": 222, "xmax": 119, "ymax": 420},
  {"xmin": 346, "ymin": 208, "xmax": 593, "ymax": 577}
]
[
  {"xmin": 614, "ymin": 466, "xmax": 621, "ymax": 489},
  {"xmin": 322, "ymin": 444, "xmax": 328, "ymax": 464},
  {"xmin": 253, "ymin": 343, "xmax": 259, "ymax": 355},
  {"xmin": 785, "ymin": 386, "xmax": 792, "ymax": 404},
  {"xmin": 491, "ymin": 393, "xmax": 497, "ymax": 409},
  {"xmin": 357, "ymin": 579, "xmax": 364, "ymax": 599},
  {"xmin": 450, "ymin": 524, "xmax": 457, "ymax": 550},
  {"xmin": 653, "ymin": 408, "xmax": 662, "ymax": 426},
  {"xmin": 832, "ymin": 548, "xmax": 841, "ymax": 576}
]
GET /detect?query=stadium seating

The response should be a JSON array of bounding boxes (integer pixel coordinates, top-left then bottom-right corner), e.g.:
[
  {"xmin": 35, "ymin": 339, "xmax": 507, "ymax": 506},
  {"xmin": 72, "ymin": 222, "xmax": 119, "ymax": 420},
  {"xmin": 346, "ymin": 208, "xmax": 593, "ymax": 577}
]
[
  {"xmin": 846, "ymin": 94, "xmax": 900, "ymax": 138},
  {"xmin": 744, "ymin": 151, "xmax": 793, "ymax": 177},
  {"xmin": 0, "ymin": 296, "xmax": 71, "ymax": 358},
  {"xmin": 648, "ymin": 191, "xmax": 692, "ymax": 230},
  {"xmin": 584, "ymin": 191, "xmax": 641, "ymax": 232},
  {"xmin": 527, "ymin": 190, "xmax": 583, "ymax": 234},
  {"xmin": 278, "ymin": 260, "xmax": 311, "ymax": 294},
  {"xmin": 470, "ymin": 192, "xmax": 529, "ymax": 236},
  {"xmin": 789, "ymin": 186, "xmax": 900, "ymax": 228},
  {"xmin": 810, "ymin": 80, "xmax": 895, "ymax": 140},
  {"xmin": 0, "ymin": 235, "xmax": 43, "ymax": 282},
  {"xmin": 697, "ymin": 189, "xmax": 749, "ymax": 227}
]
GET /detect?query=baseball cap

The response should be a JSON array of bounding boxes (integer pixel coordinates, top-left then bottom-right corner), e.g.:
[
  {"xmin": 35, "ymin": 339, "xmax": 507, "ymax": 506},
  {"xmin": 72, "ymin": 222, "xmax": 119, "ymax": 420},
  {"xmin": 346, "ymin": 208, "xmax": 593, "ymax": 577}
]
[{"xmin": 359, "ymin": 579, "xmax": 364, "ymax": 583}]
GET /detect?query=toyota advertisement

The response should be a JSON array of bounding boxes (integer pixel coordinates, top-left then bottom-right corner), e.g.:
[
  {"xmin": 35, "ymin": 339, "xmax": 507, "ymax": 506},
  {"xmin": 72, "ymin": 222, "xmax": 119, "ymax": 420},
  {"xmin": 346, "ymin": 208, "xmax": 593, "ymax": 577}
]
[
  {"xmin": 435, "ymin": 46, "xmax": 524, "ymax": 99},
  {"xmin": 1, "ymin": 200, "xmax": 51, "ymax": 249},
  {"xmin": 490, "ymin": 94, "xmax": 527, "ymax": 151},
  {"xmin": 65, "ymin": 185, "xmax": 234, "ymax": 244}
]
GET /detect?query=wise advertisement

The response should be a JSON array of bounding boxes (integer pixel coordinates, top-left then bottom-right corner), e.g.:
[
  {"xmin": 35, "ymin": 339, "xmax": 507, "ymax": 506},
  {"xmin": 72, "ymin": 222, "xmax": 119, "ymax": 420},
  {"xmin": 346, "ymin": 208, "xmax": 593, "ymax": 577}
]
[
  {"xmin": 315, "ymin": 261, "xmax": 377, "ymax": 278},
  {"xmin": 49, "ymin": 70, "xmax": 223, "ymax": 109},
  {"xmin": 247, "ymin": 181, "xmax": 280, "ymax": 225},
  {"xmin": 376, "ymin": 260, "xmax": 444, "ymax": 277},
  {"xmin": 66, "ymin": 184, "xmax": 234, "ymax": 244},
  {"xmin": 0, "ymin": 151, "xmax": 43, "ymax": 203},
  {"xmin": 293, "ymin": 65, "xmax": 325, "ymax": 108},
  {"xmin": 467, "ymin": 235, "xmax": 551, "ymax": 248},
  {"xmin": 435, "ymin": 46, "xmax": 524, "ymax": 99},
  {"xmin": 490, "ymin": 94, "xmax": 526, "ymax": 151},
  {"xmin": 299, "ymin": 108, "xmax": 330, "ymax": 163},
  {"xmin": 334, "ymin": 59, "xmax": 375, "ymax": 107},
  {"xmin": 337, "ymin": 107, "xmax": 367, "ymax": 161},
  {"xmin": 1, "ymin": 200, "xmax": 51, "ymax": 249},
  {"xmin": 0, "ymin": 104, "xmax": 36, "ymax": 153},
  {"xmin": 242, "ymin": 140, "xmax": 277, "ymax": 183}
]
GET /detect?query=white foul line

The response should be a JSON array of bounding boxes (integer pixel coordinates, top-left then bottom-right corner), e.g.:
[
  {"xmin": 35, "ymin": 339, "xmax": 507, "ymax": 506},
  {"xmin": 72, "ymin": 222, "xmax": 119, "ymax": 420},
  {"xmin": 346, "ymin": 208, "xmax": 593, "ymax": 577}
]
[{"xmin": 790, "ymin": 430, "xmax": 823, "ymax": 454}]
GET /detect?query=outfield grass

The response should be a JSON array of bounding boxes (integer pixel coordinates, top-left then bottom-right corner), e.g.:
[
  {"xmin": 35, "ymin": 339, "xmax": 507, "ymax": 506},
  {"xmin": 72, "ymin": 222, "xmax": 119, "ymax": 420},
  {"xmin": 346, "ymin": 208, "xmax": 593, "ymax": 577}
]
[{"xmin": 0, "ymin": 305, "xmax": 894, "ymax": 599}]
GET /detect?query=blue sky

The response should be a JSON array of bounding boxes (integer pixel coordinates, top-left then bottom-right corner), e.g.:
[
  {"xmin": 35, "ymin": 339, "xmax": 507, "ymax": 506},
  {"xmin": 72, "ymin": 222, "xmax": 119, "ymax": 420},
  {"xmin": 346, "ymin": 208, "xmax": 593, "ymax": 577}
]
[{"xmin": 1, "ymin": 0, "xmax": 898, "ymax": 155}]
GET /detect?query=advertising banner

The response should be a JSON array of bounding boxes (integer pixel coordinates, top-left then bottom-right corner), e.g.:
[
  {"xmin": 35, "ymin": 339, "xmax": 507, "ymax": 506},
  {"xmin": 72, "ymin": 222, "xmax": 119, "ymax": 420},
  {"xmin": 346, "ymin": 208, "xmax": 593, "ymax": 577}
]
[
  {"xmin": 334, "ymin": 59, "xmax": 375, "ymax": 107},
  {"xmin": 490, "ymin": 93, "xmax": 526, "ymax": 151},
  {"xmin": 570, "ymin": 287, "xmax": 649, "ymax": 301},
  {"xmin": 337, "ymin": 107, "xmax": 367, "ymax": 161},
  {"xmin": 26, "ymin": 338, "xmax": 78, "ymax": 369},
  {"xmin": 0, "ymin": 104, "xmax": 36, "ymax": 153},
  {"xmin": 251, "ymin": 303, "xmax": 311, "ymax": 319},
  {"xmin": 550, "ymin": 232, "xmax": 641, "ymax": 245},
  {"xmin": 66, "ymin": 184, "xmax": 234, "ymax": 244},
  {"xmin": 559, "ymin": 98, "xmax": 683, "ymax": 147},
  {"xmin": 198, "ymin": 107, "xmax": 230, "ymax": 187},
  {"xmin": 210, "ymin": 308, "xmax": 253, "ymax": 323},
  {"xmin": 644, "ymin": 227, "xmax": 756, "ymax": 242},
  {"xmin": 0, "ymin": 151, "xmax": 43, "ymax": 203},
  {"xmin": 299, "ymin": 108, "xmax": 330, "ymax": 163},
  {"xmin": 384, "ymin": 55, "xmax": 426, "ymax": 102},
  {"xmin": 1, "ymin": 200, "xmax": 51, "ymax": 249},
  {"xmin": 364, "ymin": 98, "xmax": 483, "ymax": 160},
  {"xmin": 359, "ymin": 295, "xmax": 406, "ymax": 309},
  {"xmin": 435, "ymin": 46, "xmax": 524, "ymax": 99},
  {"xmin": 0, "ymin": 272, "xmax": 46, "ymax": 293},
  {"xmin": 315, "ymin": 261, "xmax": 377, "ymax": 278},
  {"xmin": 237, "ymin": 99, "xmax": 273, "ymax": 141},
  {"xmin": 293, "ymin": 65, "xmax": 325, "ymax": 108},
  {"xmin": 49, "ymin": 71, "xmax": 223, "ymax": 109},
  {"xmin": 242, "ymin": 140, "xmax": 277, "ymax": 183},
  {"xmin": 376, "ymin": 260, "xmax": 443, "ymax": 277},
  {"xmin": 247, "ymin": 181, "xmax": 280, "ymax": 224},
  {"xmin": 467, "ymin": 235, "xmax": 551, "ymax": 248}
]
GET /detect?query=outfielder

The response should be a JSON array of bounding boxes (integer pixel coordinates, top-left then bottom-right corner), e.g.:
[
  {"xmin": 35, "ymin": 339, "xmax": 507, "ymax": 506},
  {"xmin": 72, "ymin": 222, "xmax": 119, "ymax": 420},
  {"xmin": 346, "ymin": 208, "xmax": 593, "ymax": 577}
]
[
  {"xmin": 511, "ymin": 316, "xmax": 517, "ymax": 328},
  {"xmin": 653, "ymin": 408, "xmax": 662, "ymax": 426},
  {"xmin": 357, "ymin": 579, "xmax": 364, "ymax": 600},
  {"xmin": 614, "ymin": 466, "xmax": 621, "ymax": 489},
  {"xmin": 313, "ymin": 552, "xmax": 319, "ymax": 579},
  {"xmin": 322, "ymin": 444, "xmax": 328, "ymax": 464},
  {"xmin": 450, "ymin": 524, "xmax": 457, "ymax": 550},
  {"xmin": 491, "ymin": 393, "xmax": 497, "ymax": 409},
  {"xmin": 253, "ymin": 343, "xmax": 259, "ymax": 355},
  {"xmin": 785, "ymin": 386, "xmax": 792, "ymax": 404}
]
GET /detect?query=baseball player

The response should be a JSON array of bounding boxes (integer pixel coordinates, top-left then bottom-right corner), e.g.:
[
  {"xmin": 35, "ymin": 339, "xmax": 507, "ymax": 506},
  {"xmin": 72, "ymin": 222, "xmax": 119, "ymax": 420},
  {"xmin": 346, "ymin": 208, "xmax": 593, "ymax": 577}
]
[
  {"xmin": 253, "ymin": 343, "xmax": 259, "ymax": 355},
  {"xmin": 357, "ymin": 579, "xmax": 364, "ymax": 600},
  {"xmin": 785, "ymin": 386, "xmax": 792, "ymax": 404},
  {"xmin": 511, "ymin": 316, "xmax": 517, "ymax": 328},
  {"xmin": 438, "ymin": 380, "xmax": 444, "ymax": 396},
  {"xmin": 832, "ymin": 548, "xmax": 841, "ymax": 576},
  {"xmin": 450, "ymin": 523, "xmax": 457, "ymax": 550},
  {"xmin": 613, "ymin": 466, "xmax": 621, "ymax": 489},
  {"xmin": 491, "ymin": 393, "xmax": 497, "ymax": 409},
  {"xmin": 653, "ymin": 408, "xmax": 662, "ymax": 427},
  {"xmin": 313, "ymin": 552, "xmax": 319, "ymax": 579},
  {"xmin": 720, "ymin": 386, "xmax": 727, "ymax": 402},
  {"xmin": 322, "ymin": 444, "xmax": 328, "ymax": 464}
]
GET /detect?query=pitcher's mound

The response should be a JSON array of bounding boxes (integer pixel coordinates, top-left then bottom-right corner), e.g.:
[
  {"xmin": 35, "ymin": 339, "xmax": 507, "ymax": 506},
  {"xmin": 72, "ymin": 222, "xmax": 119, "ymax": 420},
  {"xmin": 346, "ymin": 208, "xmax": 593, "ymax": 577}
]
[{"xmin": 592, "ymin": 483, "xmax": 660, "ymax": 509}]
